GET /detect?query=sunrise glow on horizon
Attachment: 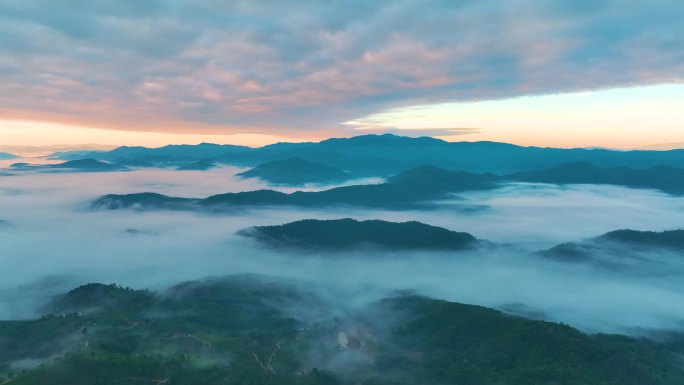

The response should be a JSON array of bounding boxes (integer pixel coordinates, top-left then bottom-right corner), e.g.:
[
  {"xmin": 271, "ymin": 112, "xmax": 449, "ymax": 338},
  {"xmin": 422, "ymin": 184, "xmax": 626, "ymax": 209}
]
[
  {"xmin": 1, "ymin": 1, "xmax": 683, "ymax": 151},
  {"xmin": 3, "ymin": 83, "xmax": 683, "ymax": 151},
  {"xmin": 348, "ymin": 83, "xmax": 684, "ymax": 149}
]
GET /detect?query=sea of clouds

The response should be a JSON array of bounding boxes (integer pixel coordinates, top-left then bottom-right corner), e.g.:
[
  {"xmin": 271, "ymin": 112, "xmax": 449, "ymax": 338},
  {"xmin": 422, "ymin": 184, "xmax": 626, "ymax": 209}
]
[{"xmin": 1, "ymin": 166, "xmax": 684, "ymax": 336}]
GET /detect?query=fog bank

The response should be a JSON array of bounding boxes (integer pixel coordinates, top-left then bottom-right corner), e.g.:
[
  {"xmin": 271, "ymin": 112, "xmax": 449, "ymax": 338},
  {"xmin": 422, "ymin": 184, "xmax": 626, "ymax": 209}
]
[{"xmin": 1, "ymin": 168, "xmax": 684, "ymax": 335}]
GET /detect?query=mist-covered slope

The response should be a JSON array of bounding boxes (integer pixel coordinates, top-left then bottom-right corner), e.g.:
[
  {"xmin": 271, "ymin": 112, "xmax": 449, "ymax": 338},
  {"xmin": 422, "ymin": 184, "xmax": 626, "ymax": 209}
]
[
  {"xmin": 176, "ymin": 159, "xmax": 218, "ymax": 170},
  {"xmin": 237, "ymin": 157, "xmax": 352, "ymax": 185},
  {"xmin": 10, "ymin": 158, "xmax": 128, "ymax": 172},
  {"xmin": 60, "ymin": 143, "xmax": 251, "ymax": 163},
  {"xmin": 388, "ymin": 164, "xmax": 498, "ymax": 191},
  {"xmin": 2, "ymin": 276, "xmax": 683, "ymax": 385},
  {"xmin": 506, "ymin": 162, "xmax": 684, "ymax": 194},
  {"xmin": 92, "ymin": 165, "xmax": 499, "ymax": 210},
  {"xmin": 540, "ymin": 229, "xmax": 684, "ymax": 267},
  {"xmin": 90, "ymin": 160, "xmax": 684, "ymax": 214},
  {"xmin": 241, "ymin": 218, "xmax": 478, "ymax": 251},
  {"xmin": 600, "ymin": 229, "xmax": 684, "ymax": 249}
]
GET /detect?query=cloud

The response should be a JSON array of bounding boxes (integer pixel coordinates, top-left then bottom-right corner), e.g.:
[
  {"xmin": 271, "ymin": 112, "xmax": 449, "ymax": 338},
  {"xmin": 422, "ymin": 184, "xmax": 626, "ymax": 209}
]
[
  {"xmin": 0, "ymin": 0, "xmax": 682, "ymax": 138},
  {"xmin": 3, "ymin": 169, "xmax": 684, "ymax": 334},
  {"xmin": 347, "ymin": 126, "xmax": 482, "ymax": 137}
]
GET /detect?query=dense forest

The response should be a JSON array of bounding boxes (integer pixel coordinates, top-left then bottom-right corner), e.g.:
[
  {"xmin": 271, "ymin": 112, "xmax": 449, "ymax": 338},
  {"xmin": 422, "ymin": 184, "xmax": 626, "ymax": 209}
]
[
  {"xmin": 242, "ymin": 218, "xmax": 479, "ymax": 251},
  {"xmin": 2, "ymin": 276, "xmax": 684, "ymax": 385}
]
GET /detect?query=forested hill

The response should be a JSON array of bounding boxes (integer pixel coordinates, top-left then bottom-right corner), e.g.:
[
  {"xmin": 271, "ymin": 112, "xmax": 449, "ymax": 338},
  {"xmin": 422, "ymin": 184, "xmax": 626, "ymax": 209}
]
[
  {"xmin": 2, "ymin": 276, "xmax": 684, "ymax": 385},
  {"xmin": 241, "ymin": 218, "xmax": 479, "ymax": 251},
  {"xmin": 51, "ymin": 134, "xmax": 684, "ymax": 176}
]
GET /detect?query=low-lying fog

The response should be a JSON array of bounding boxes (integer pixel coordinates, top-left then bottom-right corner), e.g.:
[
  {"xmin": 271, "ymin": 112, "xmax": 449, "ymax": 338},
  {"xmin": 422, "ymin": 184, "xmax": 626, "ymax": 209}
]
[{"xmin": 1, "ymin": 166, "xmax": 684, "ymax": 336}]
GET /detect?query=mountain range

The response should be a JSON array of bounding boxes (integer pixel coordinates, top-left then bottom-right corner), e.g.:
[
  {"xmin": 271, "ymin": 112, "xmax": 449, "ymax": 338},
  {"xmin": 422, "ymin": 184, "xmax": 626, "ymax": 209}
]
[
  {"xmin": 10, "ymin": 158, "xmax": 128, "ymax": 172},
  {"xmin": 91, "ymin": 159, "xmax": 684, "ymax": 213},
  {"xmin": 505, "ymin": 162, "xmax": 684, "ymax": 194},
  {"xmin": 49, "ymin": 134, "xmax": 684, "ymax": 176},
  {"xmin": 92, "ymin": 165, "xmax": 499, "ymax": 211}
]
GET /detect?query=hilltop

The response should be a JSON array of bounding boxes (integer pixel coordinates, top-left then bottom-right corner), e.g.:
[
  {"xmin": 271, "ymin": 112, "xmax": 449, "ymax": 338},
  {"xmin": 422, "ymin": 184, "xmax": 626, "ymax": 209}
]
[
  {"xmin": 241, "ymin": 218, "xmax": 479, "ymax": 251},
  {"xmin": 2, "ymin": 275, "xmax": 683, "ymax": 385},
  {"xmin": 540, "ymin": 229, "xmax": 684, "ymax": 263},
  {"xmin": 237, "ymin": 157, "xmax": 352, "ymax": 185},
  {"xmin": 176, "ymin": 159, "xmax": 218, "ymax": 170}
]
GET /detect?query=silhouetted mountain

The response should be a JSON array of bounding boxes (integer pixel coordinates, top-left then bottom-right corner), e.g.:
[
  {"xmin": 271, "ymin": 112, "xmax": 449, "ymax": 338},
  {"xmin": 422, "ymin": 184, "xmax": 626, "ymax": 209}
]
[
  {"xmin": 237, "ymin": 157, "xmax": 352, "ymax": 185},
  {"xmin": 50, "ymin": 134, "xmax": 684, "ymax": 176},
  {"xmin": 0, "ymin": 152, "xmax": 18, "ymax": 160},
  {"xmin": 48, "ymin": 150, "xmax": 106, "ymax": 161},
  {"xmin": 55, "ymin": 159, "xmax": 128, "ymax": 171},
  {"xmin": 92, "ymin": 165, "xmax": 498, "ymax": 210},
  {"xmin": 92, "ymin": 192, "xmax": 195, "ymax": 210},
  {"xmin": 176, "ymin": 159, "xmax": 218, "ymax": 170},
  {"xmin": 539, "ymin": 242, "xmax": 602, "ymax": 262},
  {"xmin": 3, "ymin": 276, "xmax": 684, "ymax": 385},
  {"xmin": 10, "ymin": 158, "xmax": 128, "ymax": 172},
  {"xmin": 112, "ymin": 157, "xmax": 157, "ymax": 168},
  {"xmin": 241, "ymin": 218, "xmax": 478, "ymax": 251},
  {"xmin": 506, "ymin": 162, "xmax": 684, "ymax": 194},
  {"xmin": 540, "ymin": 229, "xmax": 684, "ymax": 263},
  {"xmin": 48, "ymin": 283, "xmax": 153, "ymax": 314},
  {"xmin": 600, "ymin": 229, "xmax": 684, "ymax": 250},
  {"xmin": 388, "ymin": 164, "xmax": 498, "ymax": 191},
  {"xmin": 56, "ymin": 142, "xmax": 252, "ymax": 164}
]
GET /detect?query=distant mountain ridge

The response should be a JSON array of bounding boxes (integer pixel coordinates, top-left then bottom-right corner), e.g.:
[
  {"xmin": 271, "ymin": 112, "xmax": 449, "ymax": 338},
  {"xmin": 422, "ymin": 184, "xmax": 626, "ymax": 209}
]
[
  {"xmin": 388, "ymin": 164, "xmax": 498, "ymax": 191},
  {"xmin": 176, "ymin": 159, "xmax": 218, "ymax": 170},
  {"xmin": 506, "ymin": 162, "xmax": 684, "ymax": 194},
  {"xmin": 48, "ymin": 150, "xmax": 107, "ymax": 160},
  {"xmin": 74, "ymin": 143, "xmax": 249, "ymax": 162},
  {"xmin": 237, "ymin": 157, "xmax": 352, "ymax": 185},
  {"xmin": 540, "ymin": 229, "xmax": 684, "ymax": 263},
  {"xmin": 241, "ymin": 218, "xmax": 479, "ymax": 251},
  {"xmin": 92, "ymin": 165, "xmax": 499, "ymax": 211},
  {"xmin": 0, "ymin": 152, "xmax": 18, "ymax": 160},
  {"xmin": 10, "ymin": 158, "xmax": 127, "ymax": 172},
  {"xmin": 92, "ymin": 160, "xmax": 684, "ymax": 212},
  {"xmin": 49, "ymin": 134, "xmax": 684, "ymax": 176}
]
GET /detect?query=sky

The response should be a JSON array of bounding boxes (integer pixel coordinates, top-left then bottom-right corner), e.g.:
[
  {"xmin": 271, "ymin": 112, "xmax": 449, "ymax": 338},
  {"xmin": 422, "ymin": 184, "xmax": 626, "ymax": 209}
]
[{"xmin": 1, "ymin": 0, "xmax": 683, "ymax": 150}]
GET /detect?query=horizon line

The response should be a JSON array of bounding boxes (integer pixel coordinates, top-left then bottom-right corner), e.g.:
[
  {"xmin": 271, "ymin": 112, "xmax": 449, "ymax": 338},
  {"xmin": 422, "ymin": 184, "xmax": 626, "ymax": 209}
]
[{"xmin": 5, "ymin": 133, "xmax": 684, "ymax": 158}]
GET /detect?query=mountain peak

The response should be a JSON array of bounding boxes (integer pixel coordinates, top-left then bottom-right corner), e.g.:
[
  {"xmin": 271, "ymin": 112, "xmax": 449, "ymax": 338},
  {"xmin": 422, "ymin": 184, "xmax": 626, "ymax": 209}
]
[
  {"xmin": 242, "ymin": 218, "xmax": 478, "ymax": 251},
  {"xmin": 237, "ymin": 157, "xmax": 351, "ymax": 185}
]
